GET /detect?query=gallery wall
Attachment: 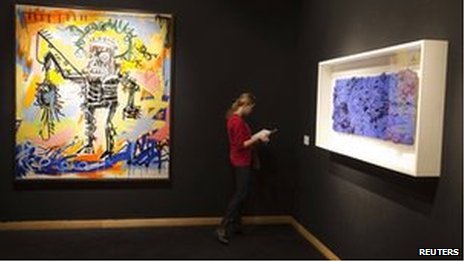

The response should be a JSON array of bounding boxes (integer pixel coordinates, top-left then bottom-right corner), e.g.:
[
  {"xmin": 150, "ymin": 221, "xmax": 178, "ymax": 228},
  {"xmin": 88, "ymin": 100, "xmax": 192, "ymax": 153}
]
[
  {"xmin": 0, "ymin": 0, "xmax": 301, "ymax": 221},
  {"xmin": 1, "ymin": 0, "xmax": 462, "ymax": 259},
  {"xmin": 294, "ymin": 0, "xmax": 463, "ymax": 259}
]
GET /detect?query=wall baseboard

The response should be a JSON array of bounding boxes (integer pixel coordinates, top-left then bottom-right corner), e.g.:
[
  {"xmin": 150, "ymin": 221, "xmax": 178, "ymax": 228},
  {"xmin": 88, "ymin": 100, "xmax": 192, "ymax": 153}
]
[
  {"xmin": 289, "ymin": 217, "xmax": 340, "ymax": 260},
  {"xmin": 0, "ymin": 215, "xmax": 292, "ymax": 230},
  {"xmin": 0, "ymin": 215, "xmax": 339, "ymax": 260}
]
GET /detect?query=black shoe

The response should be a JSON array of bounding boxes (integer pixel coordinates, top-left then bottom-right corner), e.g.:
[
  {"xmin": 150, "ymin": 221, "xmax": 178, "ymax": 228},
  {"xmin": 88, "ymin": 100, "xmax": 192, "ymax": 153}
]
[
  {"xmin": 215, "ymin": 228, "xmax": 229, "ymax": 244},
  {"xmin": 233, "ymin": 223, "xmax": 243, "ymax": 234}
]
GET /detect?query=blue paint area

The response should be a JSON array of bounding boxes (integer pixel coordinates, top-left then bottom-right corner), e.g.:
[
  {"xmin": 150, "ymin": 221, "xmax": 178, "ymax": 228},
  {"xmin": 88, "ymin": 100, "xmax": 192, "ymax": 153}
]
[
  {"xmin": 15, "ymin": 9, "xmax": 33, "ymax": 76},
  {"xmin": 332, "ymin": 70, "xmax": 418, "ymax": 145},
  {"xmin": 15, "ymin": 134, "xmax": 169, "ymax": 178},
  {"xmin": 163, "ymin": 56, "xmax": 171, "ymax": 95},
  {"xmin": 16, "ymin": 54, "xmax": 33, "ymax": 78},
  {"xmin": 16, "ymin": 8, "xmax": 27, "ymax": 28}
]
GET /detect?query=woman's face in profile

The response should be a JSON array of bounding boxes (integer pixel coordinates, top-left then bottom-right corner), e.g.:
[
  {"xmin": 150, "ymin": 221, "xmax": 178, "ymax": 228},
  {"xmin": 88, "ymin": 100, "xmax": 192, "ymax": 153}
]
[{"xmin": 242, "ymin": 104, "xmax": 255, "ymax": 116}]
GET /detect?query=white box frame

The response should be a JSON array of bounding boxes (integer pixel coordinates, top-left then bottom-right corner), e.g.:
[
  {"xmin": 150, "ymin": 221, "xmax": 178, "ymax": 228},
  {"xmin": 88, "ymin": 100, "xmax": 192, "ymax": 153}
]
[{"xmin": 315, "ymin": 40, "xmax": 448, "ymax": 177}]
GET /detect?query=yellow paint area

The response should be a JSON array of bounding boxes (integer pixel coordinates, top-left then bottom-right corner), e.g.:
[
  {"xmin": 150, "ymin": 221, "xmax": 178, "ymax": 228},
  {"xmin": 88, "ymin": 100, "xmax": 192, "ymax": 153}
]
[{"xmin": 16, "ymin": 5, "xmax": 171, "ymax": 178}]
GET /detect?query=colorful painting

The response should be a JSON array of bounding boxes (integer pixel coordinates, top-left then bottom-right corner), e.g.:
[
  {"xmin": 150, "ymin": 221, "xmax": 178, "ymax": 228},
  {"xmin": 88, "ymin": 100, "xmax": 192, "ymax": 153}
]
[
  {"xmin": 332, "ymin": 69, "xmax": 418, "ymax": 145},
  {"xmin": 15, "ymin": 5, "xmax": 173, "ymax": 180}
]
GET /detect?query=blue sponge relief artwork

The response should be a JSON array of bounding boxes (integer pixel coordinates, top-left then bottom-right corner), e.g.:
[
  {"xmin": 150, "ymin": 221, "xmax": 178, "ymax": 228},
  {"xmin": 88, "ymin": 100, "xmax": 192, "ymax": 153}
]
[{"xmin": 332, "ymin": 69, "xmax": 419, "ymax": 145}]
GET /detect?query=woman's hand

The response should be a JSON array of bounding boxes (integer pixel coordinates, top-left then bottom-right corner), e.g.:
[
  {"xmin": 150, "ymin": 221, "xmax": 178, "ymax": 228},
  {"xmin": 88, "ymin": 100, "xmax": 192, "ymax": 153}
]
[
  {"xmin": 252, "ymin": 129, "xmax": 271, "ymax": 143},
  {"xmin": 243, "ymin": 129, "xmax": 271, "ymax": 148}
]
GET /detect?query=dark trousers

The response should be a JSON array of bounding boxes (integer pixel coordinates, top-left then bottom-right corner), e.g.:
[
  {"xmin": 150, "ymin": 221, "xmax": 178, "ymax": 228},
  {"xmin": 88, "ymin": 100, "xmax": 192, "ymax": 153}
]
[{"xmin": 221, "ymin": 166, "xmax": 252, "ymax": 233}]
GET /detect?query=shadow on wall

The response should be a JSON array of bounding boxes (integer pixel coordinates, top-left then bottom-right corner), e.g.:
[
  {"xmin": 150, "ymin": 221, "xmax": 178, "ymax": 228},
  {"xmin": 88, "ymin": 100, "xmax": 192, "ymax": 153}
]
[{"xmin": 328, "ymin": 153, "xmax": 439, "ymax": 216}]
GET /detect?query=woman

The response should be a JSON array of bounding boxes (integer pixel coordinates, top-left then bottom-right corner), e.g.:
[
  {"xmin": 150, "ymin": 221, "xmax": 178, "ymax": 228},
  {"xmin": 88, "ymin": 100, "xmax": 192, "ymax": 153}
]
[{"xmin": 215, "ymin": 92, "xmax": 271, "ymax": 244}]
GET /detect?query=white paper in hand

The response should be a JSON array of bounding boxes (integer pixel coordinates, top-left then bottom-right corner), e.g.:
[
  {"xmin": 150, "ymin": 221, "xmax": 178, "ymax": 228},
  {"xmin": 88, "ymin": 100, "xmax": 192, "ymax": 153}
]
[{"xmin": 252, "ymin": 129, "xmax": 271, "ymax": 142}]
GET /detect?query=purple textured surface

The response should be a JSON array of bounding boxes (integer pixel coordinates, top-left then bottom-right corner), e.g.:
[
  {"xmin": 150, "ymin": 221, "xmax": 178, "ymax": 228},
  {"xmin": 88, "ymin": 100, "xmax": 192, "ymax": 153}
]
[{"xmin": 332, "ymin": 69, "xmax": 418, "ymax": 145}]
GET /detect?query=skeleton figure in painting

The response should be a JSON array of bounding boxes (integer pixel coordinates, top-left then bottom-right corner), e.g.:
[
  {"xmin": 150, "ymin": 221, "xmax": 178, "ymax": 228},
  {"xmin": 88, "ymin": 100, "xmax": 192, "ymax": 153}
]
[{"xmin": 35, "ymin": 33, "xmax": 141, "ymax": 159}]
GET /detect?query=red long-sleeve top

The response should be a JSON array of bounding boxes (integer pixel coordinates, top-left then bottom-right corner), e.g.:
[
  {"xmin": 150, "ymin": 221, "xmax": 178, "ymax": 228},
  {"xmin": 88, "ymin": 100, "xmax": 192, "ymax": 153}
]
[{"xmin": 227, "ymin": 114, "xmax": 252, "ymax": 167}]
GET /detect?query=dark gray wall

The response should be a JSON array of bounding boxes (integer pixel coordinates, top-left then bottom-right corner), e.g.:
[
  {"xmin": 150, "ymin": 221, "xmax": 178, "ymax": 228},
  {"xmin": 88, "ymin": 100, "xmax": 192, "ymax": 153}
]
[
  {"xmin": 0, "ymin": 0, "xmax": 301, "ymax": 221},
  {"xmin": 1, "ymin": 0, "xmax": 462, "ymax": 259},
  {"xmin": 294, "ymin": 0, "xmax": 463, "ymax": 259}
]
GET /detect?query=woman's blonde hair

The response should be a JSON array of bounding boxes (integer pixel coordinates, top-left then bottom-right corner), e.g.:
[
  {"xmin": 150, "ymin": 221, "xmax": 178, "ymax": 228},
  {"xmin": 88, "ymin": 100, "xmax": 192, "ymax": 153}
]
[{"xmin": 226, "ymin": 92, "xmax": 256, "ymax": 119}]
